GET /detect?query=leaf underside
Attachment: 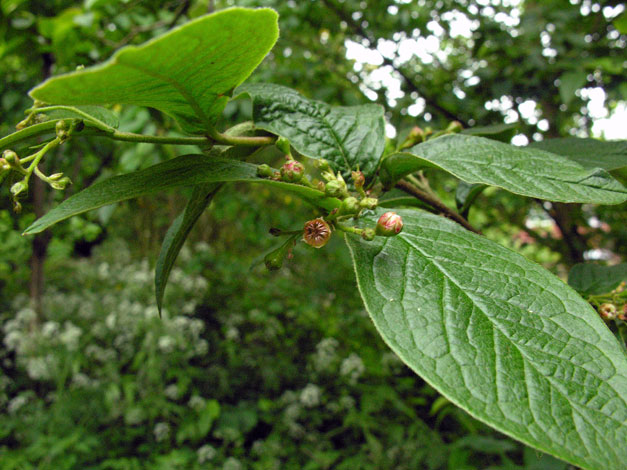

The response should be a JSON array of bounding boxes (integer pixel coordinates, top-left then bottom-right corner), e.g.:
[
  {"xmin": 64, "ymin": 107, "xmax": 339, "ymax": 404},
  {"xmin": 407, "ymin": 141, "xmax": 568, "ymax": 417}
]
[
  {"xmin": 382, "ymin": 134, "xmax": 627, "ymax": 204},
  {"xmin": 529, "ymin": 137, "xmax": 627, "ymax": 171},
  {"xmin": 29, "ymin": 8, "xmax": 279, "ymax": 134},
  {"xmin": 346, "ymin": 209, "xmax": 627, "ymax": 470}
]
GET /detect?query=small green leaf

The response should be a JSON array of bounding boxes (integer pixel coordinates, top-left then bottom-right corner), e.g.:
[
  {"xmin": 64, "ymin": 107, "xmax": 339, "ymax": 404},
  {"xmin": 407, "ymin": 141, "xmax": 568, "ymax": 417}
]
[
  {"xmin": 455, "ymin": 181, "xmax": 487, "ymax": 218},
  {"xmin": 346, "ymin": 209, "xmax": 627, "ymax": 470},
  {"xmin": 568, "ymin": 263, "xmax": 627, "ymax": 296},
  {"xmin": 237, "ymin": 83, "xmax": 385, "ymax": 179},
  {"xmin": 23, "ymin": 155, "xmax": 339, "ymax": 235},
  {"xmin": 29, "ymin": 8, "xmax": 279, "ymax": 134},
  {"xmin": 155, "ymin": 184, "xmax": 221, "ymax": 314},
  {"xmin": 37, "ymin": 105, "xmax": 119, "ymax": 130},
  {"xmin": 558, "ymin": 71, "xmax": 587, "ymax": 105},
  {"xmin": 529, "ymin": 138, "xmax": 627, "ymax": 171},
  {"xmin": 381, "ymin": 134, "xmax": 627, "ymax": 204}
]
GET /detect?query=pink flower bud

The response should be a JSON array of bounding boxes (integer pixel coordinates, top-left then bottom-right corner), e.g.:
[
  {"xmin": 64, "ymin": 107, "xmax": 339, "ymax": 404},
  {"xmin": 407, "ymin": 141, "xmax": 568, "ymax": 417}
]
[
  {"xmin": 375, "ymin": 212, "xmax": 403, "ymax": 236},
  {"xmin": 351, "ymin": 170, "xmax": 365, "ymax": 189},
  {"xmin": 598, "ymin": 303, "xmax": 617, "ymax": 321},
  {"xmin": 303, "ymin": 218, "xmax": 332, "ymax": 248},
  {"xmin": 280, "ymin": 160, "xmax": 304, "ymax": 183}
]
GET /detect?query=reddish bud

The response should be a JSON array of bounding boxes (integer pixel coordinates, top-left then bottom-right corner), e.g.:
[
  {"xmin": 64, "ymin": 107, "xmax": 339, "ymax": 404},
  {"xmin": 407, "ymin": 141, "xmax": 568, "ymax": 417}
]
[
  {"xmin": 351, "ymin": 170, "xmax": 365, "ymax": 189},
  {"xmin": 376, "ymin": 212, "xmax": 403, "ymax": 236},
  {"xmin": 598, "ymin": 303, "xmax": 617, "ymax": 320},
  {"xmin": 303, "ymin": 218, "xmax": 332, "ymax": 248},
  {"xmin": 280, "ymin": 160, "xmax": 304, "ymax": 183}
]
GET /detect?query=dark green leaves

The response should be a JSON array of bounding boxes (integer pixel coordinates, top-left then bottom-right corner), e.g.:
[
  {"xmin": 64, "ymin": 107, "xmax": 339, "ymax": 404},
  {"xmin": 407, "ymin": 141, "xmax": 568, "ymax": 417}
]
[
  {"xmin": 381, "ymin": 134, "xmax": 627, "ymax": 204},
  {"xmin": 237, "ymin": 83, "xmax": 385, "ymax": 178},
  {"xmin": 29, "ymin": 8, "xmax": 279, "ymax": 134},
  {"xmin": 529, "ymin": 138, "xmax": 627, "ymax": 170},
  {"xmin": 568, "ymin": 263, "xmax": 627, "ymax": 296},
  {"xmin": 346, "ymin": 209, "xmax": 627, "ymax": 470},
  {"xmin": 23, "ymin": 155, "xmax": 340, "ymax": 235}
]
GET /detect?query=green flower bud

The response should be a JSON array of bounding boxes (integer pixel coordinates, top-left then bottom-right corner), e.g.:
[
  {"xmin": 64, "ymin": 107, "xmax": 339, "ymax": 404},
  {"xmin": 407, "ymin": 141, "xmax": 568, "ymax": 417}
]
[
  {"xmin": 447, "ymin": 121, "xmax": 463, "ymax": 133},
  {"xmin": 56, "ymin": 120, "xmax": 71, "ymax": 140},
  {"xmin": 315, "ymin": 159, "xmax": 330, "ymax": 171},
  {"xmin": 0, "ymin": 158, "xmax": 9, "ymax": 172},
  {"xmin": 264, "ymin": 248, "xmax": 285, "ymax": 271},
  {"xmin": 48, "ymin": 173, "xmax": 64, "ymax": 181},
  {"xmin": 351, "ymin": 170, "xmax": 365, "ymax": 189},
  {"xmin": 50, "ymin": 176, "xmax": 71, "ymax": 190},
  {"xmin": 3, "ymin": 150, "xmax": 18, "ymax": 165},
  {"xmin": 10, "ymin": 181, "xmax": 27, "ymax": 197},
  {"xmin": 361, "ymin": 228, "xmax": 376, "ymax": 241},
  {"xmin": 376, "ymin": 212, "xmax": 403, "ymax": 236},
  {"xmin": 256, "ymin": 164, "xmax": 274, "ymax": 178},
  {"xmin": 303, "ymin": 218, "xmax": 332, "ymax": 249},
  {"xmin": 360, "ymin": 197, "xmax": 378, "ymax": 210},
  {"xmin": 340, "ymin": 196, "xmax": 360, "ymax": 215},
  {"xmin": 324, "ymin": 179, "xmax": 347, "ymax": 198},
  {"xmin": 275, "ymin": 137, "xmax": 291, "ymax": 155},
  {"xmin": 598, "ymin": 303, "xmax": 617, "ymax": 320},
  {"xmin": 280, "ymin": 160, "xmax": 305, "ymax": 183}
]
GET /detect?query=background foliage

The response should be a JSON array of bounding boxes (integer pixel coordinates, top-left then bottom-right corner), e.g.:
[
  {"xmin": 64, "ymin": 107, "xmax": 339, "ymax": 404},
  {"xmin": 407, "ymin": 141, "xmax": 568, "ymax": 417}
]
[{"xmin": 1, "ymin": 0, "xmax": 625, "ymax": 468}]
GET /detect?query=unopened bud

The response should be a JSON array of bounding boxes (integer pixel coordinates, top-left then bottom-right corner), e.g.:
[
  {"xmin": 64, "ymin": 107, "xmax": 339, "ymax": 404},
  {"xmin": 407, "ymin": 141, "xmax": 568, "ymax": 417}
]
[
  {"xmin": 361, "ymin": 228, "xmax": 376, "ymax": 241},
  {"xmin": 257, "ymin": 164, "xmax": 274, "ymax": 178},
  {"xmin": 0, "ymin": 158, "xmax": 9, "ymax": 172},
  {"xmin": 351, "ymin": 170, "xmax": 365, "ymax": 189},
  {"xmin": 280, "ymin": 160, "xmax": 305, "ymax": 183},
  {"xmin": 275, "ymin": 137, "xmax": 291, "ymax": 155},
  {"xmin": 48, "ymin": 173, "xmax": 64, "ymax": 181},
  {"xmin": 56, "ymin": 120, "xmax": 70, "ymax": 140},
  {"xmin": 3, "ymin": 150, "xmax": 18, "ymax": 165},
  {"xmin": 360, "ymin": 197, "xmax": 378, "ymax": 210},
  {"xmin": 598, "ymin": 303, "xmax": 617, "ymax": 320},
  {"xmin": 303, "ymin": 218, "xmax": 332, "ymax": 248},
  {"xmin": 376, "ymin": 212, "xmax": 403, "ymax": 236},
  {"xmin": 264, "ymin": 247, "xmax": 285, "ymax": 271},
  {"xmin": 341, "ymin": 196, "xmax": 360, "ymax": 215},
  {"xmin": 315, "ymin": 159, "xmax": 330, "ymax": 171},
  {"xmin": 10, "ymin": 181, "xmax": 27, "ymax": 197},
  {"xmin": 409, "ymin": 126, "xmax": 424, "ymax": 140},
  {"xmin": 50, "ymin": 176, "xmax": 71, "ymax": 190},
  {"xmin": 324, "ymin": 179, "xmax": 347, "ymax": 198},
  {"xmin": 447, "ymin": 121, "xmax": 463, "ymax": 132}
]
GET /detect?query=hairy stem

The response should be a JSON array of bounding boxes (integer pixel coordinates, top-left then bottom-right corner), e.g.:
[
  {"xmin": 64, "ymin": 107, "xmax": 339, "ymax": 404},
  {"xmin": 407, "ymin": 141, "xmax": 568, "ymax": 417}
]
[{"xmin": 396, "ymin": 179, "xmax": 481, "ymax": 234}]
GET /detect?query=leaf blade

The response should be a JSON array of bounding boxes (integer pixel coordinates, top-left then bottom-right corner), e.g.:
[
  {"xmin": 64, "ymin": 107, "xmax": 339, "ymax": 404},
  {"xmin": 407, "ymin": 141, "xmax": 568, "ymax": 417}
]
[
  {"xmin": 23, "ymin": 155, "xmax": 340, "ymax": 235},
  {"xmin": 346, "ymin": 209, "xmax": 627, "ymax": 470},
  {"xmin": 237, "ymin": 83, "xmax": 385, "ymax": 178},
  {"xmin": 29, "ymin": 8, "xmax": 279, "ymax": 134},
  {"xmin": 528, "ymin": 138, "xmax": 627, "ymax": 170},
  {"xmin": 382, "ymin": 134, "xmax": 627, "ymax": 204}
]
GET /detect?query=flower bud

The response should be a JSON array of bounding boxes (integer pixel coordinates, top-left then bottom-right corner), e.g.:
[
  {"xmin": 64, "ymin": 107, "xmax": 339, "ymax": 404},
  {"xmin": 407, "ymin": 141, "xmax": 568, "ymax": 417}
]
[
  {"xmin": 598, "ymin": 303, "xmax": 617, "ymax": 320},
  {"xmin": 324, "ymin": 179, "xmax": 347, "ymax": 198},
  {"xmin": 303, "ymin": 218, "xmax": 332, "ymax": 248},
  {"xmin": 351, "ymin": 170, "xmax": 365, "ymax": 189},
  {"xmin": 56, "ymin": 119, "xmax": 71, "ymax": 140},
  {"xmin": 280, "ymin": 160, "xmax": 305, "ymax": 183},
  {"xmin": 340, "ymin": 196, "xmax": 360, "ymax": 215},
  {"xmin": 50, "ymin": 176, "xmax": 71, "ymax": 190},
  {"xmin": 360, "ymin": 197, "xmax": 378, "ymax": 210},
  {"xmin": 3, "ymin": 150, "xmax": 18, "ymax": 165},
  {"xmin": 264, "ymin": 248, "xmax": 285, "ymax": 271},
  {"xmin": 275, "ymin": 137, "xmax": 291, "ymax": 155},
  {"xmin": 361, "ymin": 228, "xmax": 376, "ymax": 241},
  {"xmin": 10, "ymin": 181, "xmax": 27, "ymax": 197},
  {"xmin": 256, "ymin": 164, "xmax": 274, "ymax": 178},
  {"xmin": 376, "ymin": 212, "xmax": 403, "ymax": 236},
  {"xmin": 0, "ymin": 158, "xmax": 9, "ymax": 172},
  {"xmin": 447, "ymin": 121, "xmax": 463, "ymax": 133},
  {"xmin": 315, "ymin": 159, "xmax": 330, "ymax": 171}
]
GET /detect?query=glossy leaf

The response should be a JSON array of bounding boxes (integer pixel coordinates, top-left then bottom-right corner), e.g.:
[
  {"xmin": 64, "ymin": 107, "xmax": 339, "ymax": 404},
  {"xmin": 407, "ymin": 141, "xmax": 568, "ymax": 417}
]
[
  {"xmin": 237, "ymin": 83, "xmax": 385, "ymax": 179},
  {"xmin": 346, "ymin": 209, "xmax": 627, "ymax": 470},
  {"xmin": 155, "ymin": 183, "xmax": 221, "ymax": 314},
  {"xmin": 381, "ymin": 134, "xmax": 627, "ymax": 204},
  {"xmin": 568, "ymin": 263, "xmax": 627, "ymax": 296},
  {"xmin": 529, "ymin": 138, "xmax": 627, "ymax": 170},
  {"xmin": 29, "ymin": 8, "xmax": 279, "ymax": 134},
  {"xmin": 24, "ymin": 155, "xmax": 340, "ymax": 235},
  {"xmin": 38, "ymin": 105, "xmax": 119, "ymax": 130}
]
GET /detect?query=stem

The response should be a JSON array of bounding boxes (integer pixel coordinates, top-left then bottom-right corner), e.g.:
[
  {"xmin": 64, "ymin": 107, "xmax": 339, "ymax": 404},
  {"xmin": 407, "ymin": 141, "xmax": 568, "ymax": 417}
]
[
  {"xmin": 334, "ymin": 221, "xmax": 364, "ymax": 235},
  {"xmin": 207, "ymin": 128, "xmax": 276, "ymax": 147},
  {"xmin": 396, "ymin": 179, "xmax": 481, "ymax": 234},
  {"xmin": 25, "ymin": 138, "xmax": 61, "ymax": 182}
]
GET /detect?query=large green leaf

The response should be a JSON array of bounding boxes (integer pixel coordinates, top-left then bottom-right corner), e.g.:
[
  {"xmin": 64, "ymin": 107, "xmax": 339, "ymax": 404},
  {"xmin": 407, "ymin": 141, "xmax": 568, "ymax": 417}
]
[
  {"xmin": 568, "ymin": 263, "xmax": 627, "ymax": 296},
  {"xmin": 155, "ymin": 184, "xmax": 221, "ymax": 314},
  {"xmin": 529, "ymin": 138, "xmax": 627, "ymax": 171},
  {"xmin": 29, "ymin": 8, "xmax": 279, "ymax": 134},
  {"xmin": 23, "ymin": 155, "xmax": 340, "ymax": 235},
  {"xmin": 381, "ymin": 134, "xmax": 627, "ymax": 204},
  {"xmin": 346, "ymin": 209, "xmax": 627, "ymax": 470},
  {"xmin": 236, "ymin": 83, "xmax": 385, "ymax": 179}
]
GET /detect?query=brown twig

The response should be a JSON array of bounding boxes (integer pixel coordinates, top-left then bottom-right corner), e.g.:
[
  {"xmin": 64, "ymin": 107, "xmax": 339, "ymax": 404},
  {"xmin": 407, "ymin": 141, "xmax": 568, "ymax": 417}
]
[{"xmin": 396, "ymin": 179, "xmax": 481, "ymax": 234}]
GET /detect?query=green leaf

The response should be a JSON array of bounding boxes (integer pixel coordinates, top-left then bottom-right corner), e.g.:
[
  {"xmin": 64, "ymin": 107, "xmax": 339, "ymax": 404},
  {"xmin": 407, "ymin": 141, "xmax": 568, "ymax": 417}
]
[
  {"xmin": 461, "ymin": 123, "xmax": 517, "ymax": 142},
  {"xmin": 568, "ymin": 263, "xmax": 627, "ymax": 296},
  {"xmin": 455, "ymin": 181, "xmax": 487, "ymax": 218},
  {"xmin": 236, "ymin": 83, "xmax": 385, "ymax": 179},
  {"xmin": 29, "ymin": 8, "xmax": 279, "ymax": 134},
  {"xmin": 155, "ymin": 184, "xmax": 221, "ymax": 314},
  {"xmin": 37, "ymin": 105, "xmax": 119, "ymax": 130},
  {"xmin": 23, "ymin": 155, "xmax": 340, "ymax": 235},
  {"xmin": 558, "ymin": 71, "xmax": 587, "ymax": 105},
  {"xmin": 346, "ymin": 209, "xmax": 627, "ymax": 470},
  {"xmin": 0, "ymin": 121, "xmax": 58, "ymax": 152},
  {"xmin": 381, "ymin": 134, "xmax": 627, "ymax": 204},
  {"xmin": 528, "ymin": 138, "xmax": 627, "ymax": 171}
]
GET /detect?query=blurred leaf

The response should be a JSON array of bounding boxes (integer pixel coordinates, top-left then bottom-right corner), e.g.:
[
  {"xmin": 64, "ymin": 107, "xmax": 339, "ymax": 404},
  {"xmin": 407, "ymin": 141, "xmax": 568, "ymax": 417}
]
[
  {"xmin": 568, "ymin": 263, "xmax": 627, "ymax": 295},
  {"xmin": 461, "ymin": 123, "xmax": 517, "ymax": 142},
  {"xmin": 528, "ymin": 138, "xmax": 627, "ymax": 171},
  {"xmin": 558, "ymin": 71, "xmax": 586, "ymax": 105},
  {"xmin": 29, "ymin": 8, "xmax": 279, "ymax": 134}
]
